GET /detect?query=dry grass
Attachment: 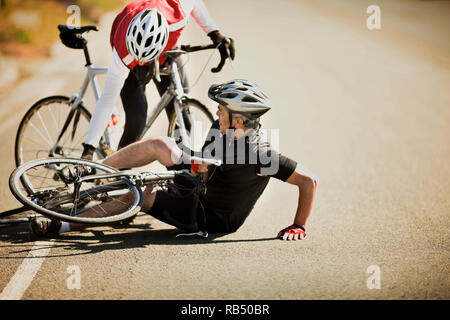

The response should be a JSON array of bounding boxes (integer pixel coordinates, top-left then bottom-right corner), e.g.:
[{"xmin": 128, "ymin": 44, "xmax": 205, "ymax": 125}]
[{"xmin": 0, "ymin": 0, "xmax": 125, "ymax": 58}]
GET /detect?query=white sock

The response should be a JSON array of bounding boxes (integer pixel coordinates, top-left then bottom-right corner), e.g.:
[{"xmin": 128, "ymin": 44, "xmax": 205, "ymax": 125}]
[{"xmin": 58, "ymin": 221, "xmax": 71, "ymax": 234}]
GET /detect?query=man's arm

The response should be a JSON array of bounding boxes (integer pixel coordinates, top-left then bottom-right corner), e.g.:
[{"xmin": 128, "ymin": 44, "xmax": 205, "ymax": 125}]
[
  {"xmin": 256, "ymin": 147, "xmax": 317, "ymax": 240},
  {"xmin": 189, "ymin": 0, "xmax": 220, "ymax": 34},
  {"xmin": 285, "ymin": 164, "xmax": 318, "ymax": 228},
  {"xmin": 276, "ymin": 164, "xmax": 318, "ymax": 240}
]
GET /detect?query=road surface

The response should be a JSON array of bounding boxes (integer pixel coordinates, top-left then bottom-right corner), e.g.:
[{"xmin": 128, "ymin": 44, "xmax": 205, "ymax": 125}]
[{"xmin": 0, "ymin": 0, "xmax": 449, "ymax": 300}]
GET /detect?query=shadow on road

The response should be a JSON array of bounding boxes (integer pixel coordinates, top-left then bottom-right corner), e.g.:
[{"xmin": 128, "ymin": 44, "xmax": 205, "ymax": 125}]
[{"xmin": 0, "ymin": 220, "xmax": 277, "ymax": 259}]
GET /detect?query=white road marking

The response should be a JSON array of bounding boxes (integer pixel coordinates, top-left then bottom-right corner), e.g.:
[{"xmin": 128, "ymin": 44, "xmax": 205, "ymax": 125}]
[{"xmin": 0, "ymin": 240, "xmax": 54, "ymax": 300}]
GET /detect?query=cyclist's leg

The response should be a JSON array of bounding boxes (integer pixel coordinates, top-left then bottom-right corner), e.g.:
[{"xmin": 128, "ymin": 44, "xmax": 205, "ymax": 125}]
[
  {"xmin": 118, "ymin": 71, "xmax": 148, "ymax": 149},
  {"xmin": 145, "ymin": 189, "xmax": 228, "ymax": 232},
  {"xmin": 103, "ymin": 136, "xmax": 187, "ymax": 170},
  {"xmin": 145, "ymin": 189, "xmax": 199, "ymax": 230}
]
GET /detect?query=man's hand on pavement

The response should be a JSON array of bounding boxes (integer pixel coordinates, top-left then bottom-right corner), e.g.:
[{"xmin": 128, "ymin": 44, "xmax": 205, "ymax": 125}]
[{"xmin": 277, "ymin": 224, "xmax": 306, "ymax": 241}]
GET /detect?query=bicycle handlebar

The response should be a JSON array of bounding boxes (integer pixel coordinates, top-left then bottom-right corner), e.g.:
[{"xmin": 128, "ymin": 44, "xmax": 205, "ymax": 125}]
[
  {"xmin": 178, "ymin": 44, "xmax": 229, "ymax": 73},
  {"xmin": 180, "ymin": 44, "xmax": 216, "ymax": 52}
]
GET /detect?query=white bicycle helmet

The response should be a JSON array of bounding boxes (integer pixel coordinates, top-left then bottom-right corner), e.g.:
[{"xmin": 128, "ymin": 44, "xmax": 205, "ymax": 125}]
[
  {"xmin": 126, "ymin": 9, "xmax": 169, "ymax": 64},
  {"xmin": 208, "ymin": 79, "xmax": 272, "ymax": 120}
]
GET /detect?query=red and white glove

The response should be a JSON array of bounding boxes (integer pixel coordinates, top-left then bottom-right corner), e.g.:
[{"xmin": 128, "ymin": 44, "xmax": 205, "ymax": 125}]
[{"xmin": 277, "ymin": 224, "xmax": 306, "ymax": 240}]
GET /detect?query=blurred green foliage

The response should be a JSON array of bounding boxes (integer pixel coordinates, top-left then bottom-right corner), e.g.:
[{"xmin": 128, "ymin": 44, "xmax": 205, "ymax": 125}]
[{"xmin": 0, "ymin": 0, "xmax": 125, "ymax": 56}]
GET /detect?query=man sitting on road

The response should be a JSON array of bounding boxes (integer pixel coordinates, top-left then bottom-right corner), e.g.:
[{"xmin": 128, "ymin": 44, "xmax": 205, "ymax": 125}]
[{"xmin": 30, "ymin": 79, "xmax": 318, "ymax": 241}]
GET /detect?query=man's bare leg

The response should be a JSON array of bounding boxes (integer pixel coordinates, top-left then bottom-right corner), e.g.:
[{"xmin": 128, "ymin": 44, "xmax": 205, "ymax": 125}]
[{"xmin": 103, "ymin": 137, "xmax": 183, "ymax": 169}]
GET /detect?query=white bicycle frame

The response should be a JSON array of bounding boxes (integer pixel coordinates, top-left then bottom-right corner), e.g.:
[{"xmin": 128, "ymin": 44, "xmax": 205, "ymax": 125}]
[
  {"xmin": 49, "ymin": 65, "xmax": 109, "ymax": 156},
  {"xmin": 138, "ymin": 58, "xmax": 192, "ymax": 145},
  {"xmin": 51, "ymin": 52, "xmax": 193, "ymax": 156}
]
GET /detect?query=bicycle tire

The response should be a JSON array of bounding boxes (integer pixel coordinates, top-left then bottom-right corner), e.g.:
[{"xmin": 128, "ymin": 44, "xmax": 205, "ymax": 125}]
[
  {"xmin": 9, "ymin": 158, "xmax": 143, "ymax": 224},
  {"xmin": 167, "ymin": 98, "xmax": 214, "ymax": 150},
  {"xmin": 15, "ymin": 96, "xmax": 110, "ymax": 194},
  {"xmin": 15, "ymin": 96, "xmax": 89, "ymax": 166}
]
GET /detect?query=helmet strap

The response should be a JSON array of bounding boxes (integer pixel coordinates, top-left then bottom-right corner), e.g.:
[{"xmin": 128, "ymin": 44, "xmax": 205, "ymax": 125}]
[{"xmin": 228, "ymin": 111, "xmax": 236, "ymax": 130}]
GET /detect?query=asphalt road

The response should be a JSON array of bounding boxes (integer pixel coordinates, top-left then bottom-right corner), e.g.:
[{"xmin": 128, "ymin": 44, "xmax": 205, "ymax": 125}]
[{"xmin": 0, "ymin": 0, "xmax": 449, "ymax": 300}]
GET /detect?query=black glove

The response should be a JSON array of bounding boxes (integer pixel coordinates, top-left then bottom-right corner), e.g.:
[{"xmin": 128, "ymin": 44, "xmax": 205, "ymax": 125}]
[
  {"xmin": 81, "ymin": 143, "xmax": 96, "ymax": 160},
  {"xmin": 208, "ymin": 30, "xmax": 235, "ymax": 73},
  {"xmin": 132, "ymin": 62, "xmax": 155, "ymax": 86}
]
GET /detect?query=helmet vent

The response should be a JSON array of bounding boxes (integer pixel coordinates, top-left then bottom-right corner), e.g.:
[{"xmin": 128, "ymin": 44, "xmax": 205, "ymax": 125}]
[
  {"xmin": 145, "ymin": 36, "xmax": 153, "ymax": 47},
  {"xmin": 157, "ymin": 12, "xmax": 162, "ymax": 26},
  {"xmin": 141, "ymin": 10, "xmax": 150, "ymax": 20},
  {"xmin": 221, "ymin": 92, "xmax": 238, "ymax": 98},
  {"xmin": 136, "ymin": 33, "xmax": 142, "ymax": 45},
  {"xmin": 242, "ymin": 96, "xmax": 258, "ymax": 103}
]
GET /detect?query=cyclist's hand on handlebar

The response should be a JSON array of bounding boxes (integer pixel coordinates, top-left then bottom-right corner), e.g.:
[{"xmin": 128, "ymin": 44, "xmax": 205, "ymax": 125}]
[
  {"xmin": 208, "ymin": 30, "xmax": 235, "ymax": 73},
  {"xmin": 190, "ymin": 160, "xmax": 209, "ymax": 182},
  {"xmin": 277, "ymin": 224, "xmax": 306, "ymax": 241},
  {"xmin": 190, "ymin": 160, "xmax": 208, "ymax": 175}
]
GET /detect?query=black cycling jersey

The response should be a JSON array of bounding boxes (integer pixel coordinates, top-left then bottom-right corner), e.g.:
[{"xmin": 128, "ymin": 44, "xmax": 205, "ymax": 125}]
[
  {"xmin": 150, "ymin": 120, "xmax": 297, "ymax": 233},
  {"xmin": 199, "ymin": 120, "xmax": 297, "ymax": 232}
]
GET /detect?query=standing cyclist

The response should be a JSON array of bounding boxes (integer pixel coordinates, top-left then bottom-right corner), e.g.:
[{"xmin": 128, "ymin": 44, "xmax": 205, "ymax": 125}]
[{"xmin": 81, "ymin": 0, "xmax": 235, "ymax": 160}]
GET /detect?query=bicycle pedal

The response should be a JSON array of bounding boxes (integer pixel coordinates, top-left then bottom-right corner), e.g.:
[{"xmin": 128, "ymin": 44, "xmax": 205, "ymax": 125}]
[{"xmin": 176, "ymin": 230, "xmax": 208, "ymax": 238}]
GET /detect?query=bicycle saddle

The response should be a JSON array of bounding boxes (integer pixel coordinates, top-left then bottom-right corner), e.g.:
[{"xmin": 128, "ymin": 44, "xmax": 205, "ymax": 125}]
[
  {"xmin": 58, "ymin": 24, "xmax": 99, "ymax": 35},
  {"xmin": 58, "ymin": 24, "xmax": 98, "ymax": 50}
]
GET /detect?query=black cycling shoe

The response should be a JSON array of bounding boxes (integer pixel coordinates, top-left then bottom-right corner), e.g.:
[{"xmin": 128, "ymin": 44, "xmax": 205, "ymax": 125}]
[
  {"xmin": 59, "ymin": 164, "xmax": 96, "ymax": 183},
  {"xmin": 29, "ymin": 216, "xmax": 61, "ymax": 238}
]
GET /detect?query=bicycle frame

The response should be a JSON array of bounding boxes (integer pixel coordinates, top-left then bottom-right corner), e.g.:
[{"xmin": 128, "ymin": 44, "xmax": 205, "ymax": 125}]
[
  {"xmin": 50, "ymin": 65, "xmax": 110, "ymax": 156},
  {"xmin": 50, "ymin": 47, "xmax": 207, "ymax": 158},
  {"xmin": 137, "ymin": 59, "xmax": 191, "ymax": 145}
]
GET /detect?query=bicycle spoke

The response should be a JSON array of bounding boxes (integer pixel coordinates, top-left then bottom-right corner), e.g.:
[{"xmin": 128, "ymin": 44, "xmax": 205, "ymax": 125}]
[
  {"xmin": 47, "ymin": 105, "xmax": 60, "ymax": 135},
  {"xmin": 27, "ymin": 121, "xmax": 53, "ymax": 148},
  {"xmin": 36, "ymin": 110, "xmax": 54, "ymax": 146},
  {"xmin": 22, "ymin": 133, "xmax": 48, "ymax": 148}
]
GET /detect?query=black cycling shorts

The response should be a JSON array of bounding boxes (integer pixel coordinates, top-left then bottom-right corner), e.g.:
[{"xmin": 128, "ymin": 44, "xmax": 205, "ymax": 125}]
[{"xmin": 147, "ymin": 190, "xmax": 226, "ymax": 232}]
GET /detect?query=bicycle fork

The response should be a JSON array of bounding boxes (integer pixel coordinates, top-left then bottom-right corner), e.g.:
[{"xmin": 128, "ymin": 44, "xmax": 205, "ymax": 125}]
[{"xmin": 171, "ymin": 62, "xmax": 191, "ymax": 148}]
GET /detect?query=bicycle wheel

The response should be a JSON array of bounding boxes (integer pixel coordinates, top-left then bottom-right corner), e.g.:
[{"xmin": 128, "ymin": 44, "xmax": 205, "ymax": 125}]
[
  {"xmin": 15, "ymin": 96, "xmax": 108, "ymax": 167},
  {"xmin": 9, "ymin": 158, "xmax": 143, "ymax": 224},
  {"xmin": 167, "ymin": 98, "xmax": 214, "ymax": 151}
]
